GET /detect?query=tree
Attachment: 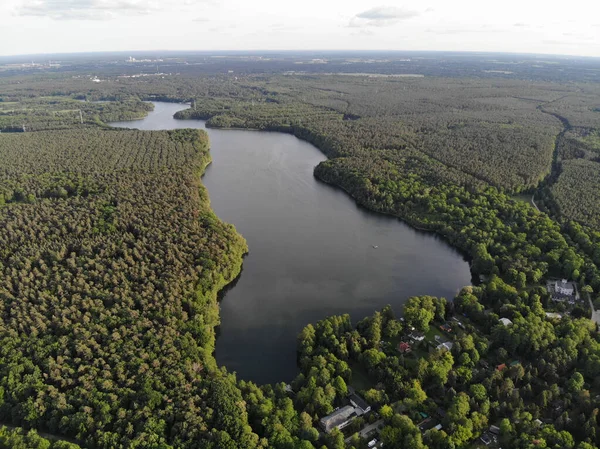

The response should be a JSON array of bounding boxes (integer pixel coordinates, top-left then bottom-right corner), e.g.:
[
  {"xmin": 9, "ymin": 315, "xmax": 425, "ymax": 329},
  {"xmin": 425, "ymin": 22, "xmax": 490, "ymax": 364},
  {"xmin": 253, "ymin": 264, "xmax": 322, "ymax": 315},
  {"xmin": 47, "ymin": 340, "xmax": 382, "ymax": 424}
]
[
  {"xmin": 380, "ymin": 404, "xmax": 394, "ymax": 420},
  {"xmin": 567, "ymin": 372, "xmax": 585, "ymax": 393},
  {"xmin": 332, "ymin": 376, "xmax": 348, "ymax": 398},
  {"xmin": 404, "ymin": 296, "xmax": 437, "ymax": 331},
  {"xmin": 469, "ymin": 384, "xmax": 487, "ymax": 402}
]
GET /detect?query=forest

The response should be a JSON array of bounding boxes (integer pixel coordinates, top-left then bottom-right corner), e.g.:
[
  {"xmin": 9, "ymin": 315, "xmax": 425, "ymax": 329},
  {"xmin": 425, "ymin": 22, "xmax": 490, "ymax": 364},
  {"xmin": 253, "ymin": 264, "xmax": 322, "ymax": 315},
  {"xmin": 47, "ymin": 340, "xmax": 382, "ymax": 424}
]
[{"xmin": 0, "ymin": 62, "xmax": 600, "ymax": 448}]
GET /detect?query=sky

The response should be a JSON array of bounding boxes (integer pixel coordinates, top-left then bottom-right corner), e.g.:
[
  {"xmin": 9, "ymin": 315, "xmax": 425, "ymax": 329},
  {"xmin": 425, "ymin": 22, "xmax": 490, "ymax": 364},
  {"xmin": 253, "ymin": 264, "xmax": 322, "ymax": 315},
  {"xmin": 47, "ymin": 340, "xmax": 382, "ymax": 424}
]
[{"xmin": 0, "ymin": 0, "xmax": 599, "ymax": 57}]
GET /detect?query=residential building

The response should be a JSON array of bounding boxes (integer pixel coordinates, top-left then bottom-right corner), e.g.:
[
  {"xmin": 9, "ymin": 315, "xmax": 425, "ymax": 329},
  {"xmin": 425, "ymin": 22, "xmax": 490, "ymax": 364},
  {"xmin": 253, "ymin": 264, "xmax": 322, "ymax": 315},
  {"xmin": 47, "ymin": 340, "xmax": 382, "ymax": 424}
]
[
  {"xmin": 436, "ymin": 341, "xmax": 454, "ymax": 351},
  {"xmin": 349, "ymin": 393, "xmax": 371, "ymax": 414},
  {"xmin": 555, "ymin": 279, "xmax": 574, "ymax": 296},
  {"xmin": 319, "ymin": 406, "xmax": 357, "ymax": 433}
]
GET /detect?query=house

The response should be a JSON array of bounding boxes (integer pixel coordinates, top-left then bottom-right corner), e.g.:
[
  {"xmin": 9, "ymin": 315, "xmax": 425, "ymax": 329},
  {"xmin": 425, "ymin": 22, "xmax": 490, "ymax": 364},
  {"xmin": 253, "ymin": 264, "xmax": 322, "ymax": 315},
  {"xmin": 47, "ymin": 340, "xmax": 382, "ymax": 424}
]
[
  {"xmin": 555, "ymin": 279, "xmax": 574, "ymax": 296},
  {"xmin": 545, "ymin": 312, "xmax": 563, "ymax": 320},
  {"xmin": 548, "ymin": 279, "xmax": 578, "ymax": 302},
  {"xmin": 348, "ymin": 393, "xmax": 371, "ymax": 414},
  {"xmin": 398, "ymin": 342, "xmax": 412, "ymax": 353},
  {"xmin": 499, "ymin": 317, "xmax": 513, "ymax": 326},
  {"xmin": 440, "ymin": 324, "xmax": 452, "ymax": 333},
  {"xmin": 489, "ymin": 425, "xmax": 500, "ymax": 435},
  {"xmin": 480, "ymin": 433, "xmax": 492, "ymax": 445},
  {"xmin": 497, "ymin": 363, "xmax": 507, "ymax": 371},
  {"xmin": 436, "ymin": 341, "xmax": 454, "ymax": 352},
  {"xmin": 319, "ymin": 405, "xmax": 357, "ymax": 433},
  {"xmin": 410, "ymin": 331, "xmax": 425, "ymax": 342}
]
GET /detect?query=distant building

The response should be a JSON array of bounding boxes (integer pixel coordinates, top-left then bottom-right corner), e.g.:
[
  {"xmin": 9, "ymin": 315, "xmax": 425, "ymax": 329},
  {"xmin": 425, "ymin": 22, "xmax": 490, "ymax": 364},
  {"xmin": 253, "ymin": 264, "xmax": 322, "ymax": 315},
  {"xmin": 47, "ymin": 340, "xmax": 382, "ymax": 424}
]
[
  {"xmin": 545, "ymin": 312, "xmax": 563, "ymax": 320},
  {"xmin": 348, "ymin": 393, "xmax": 371, "ymax": 414},
  {"xmin": 499, "ymin": 318, "xmax": 513, "ymax": 326},
  {"xmin": 319, "ymin": 406, "xmax": 357, "ymax": 433}
]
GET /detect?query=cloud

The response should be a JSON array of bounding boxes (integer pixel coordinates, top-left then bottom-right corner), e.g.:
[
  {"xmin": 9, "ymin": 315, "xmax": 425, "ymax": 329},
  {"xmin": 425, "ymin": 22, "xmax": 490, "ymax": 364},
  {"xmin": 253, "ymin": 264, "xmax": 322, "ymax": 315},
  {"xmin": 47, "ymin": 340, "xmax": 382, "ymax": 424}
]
[
  {"xmin": 17, "ymin": 0, "xmax": 200, "ymax": 20},
  {"xmin": 562, "ymin": 32, "xmax": 595, "ymax": 41},
  {"xmin": 426, "ymin": 26, "xmax": 503, "ymax": 35},
  {"xmin": 349, "ymin": 5, "xmax": 419, "ymax": 28}
]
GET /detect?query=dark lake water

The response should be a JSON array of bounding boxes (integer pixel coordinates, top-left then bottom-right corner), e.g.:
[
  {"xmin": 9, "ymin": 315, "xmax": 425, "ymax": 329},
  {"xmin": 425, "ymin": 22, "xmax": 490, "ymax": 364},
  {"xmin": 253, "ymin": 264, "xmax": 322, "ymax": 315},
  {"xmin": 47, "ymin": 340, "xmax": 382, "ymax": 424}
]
[{"xmin": 110, "ymin": 102, "xmax": 472, "ymax": 384}]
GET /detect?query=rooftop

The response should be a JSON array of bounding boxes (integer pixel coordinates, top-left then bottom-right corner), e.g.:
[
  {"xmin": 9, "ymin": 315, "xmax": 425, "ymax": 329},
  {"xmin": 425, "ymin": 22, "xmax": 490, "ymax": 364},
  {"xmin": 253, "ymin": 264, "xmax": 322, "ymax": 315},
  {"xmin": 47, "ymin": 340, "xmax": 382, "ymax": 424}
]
[
  {"xmin": 319, "ymin": 406, "xmax": 356, "ymax": 432},
  {"xmin": 348, "ymin": 393, "xmax": 370, "ymax": 412}
]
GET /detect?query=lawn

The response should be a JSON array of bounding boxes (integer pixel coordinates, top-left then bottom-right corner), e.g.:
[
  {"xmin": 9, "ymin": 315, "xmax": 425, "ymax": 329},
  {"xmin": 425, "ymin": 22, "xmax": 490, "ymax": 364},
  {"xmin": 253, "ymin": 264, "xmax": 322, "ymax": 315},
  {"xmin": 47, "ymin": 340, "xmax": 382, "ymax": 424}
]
[
  {"xmin": 350, "ymin": 361, "xmax": 375, "ymax": 391},
  {"xmin": 425, "ymin": 325, "xmax": 448, "ymax": 343}
]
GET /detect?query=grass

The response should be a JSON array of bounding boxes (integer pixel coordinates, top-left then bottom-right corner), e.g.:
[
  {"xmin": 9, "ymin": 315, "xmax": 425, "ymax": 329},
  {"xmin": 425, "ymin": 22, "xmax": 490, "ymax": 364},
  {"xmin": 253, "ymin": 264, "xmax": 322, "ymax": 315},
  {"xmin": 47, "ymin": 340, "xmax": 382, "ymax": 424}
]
[
  {"xmin": 425, "ymin": 325, "xmax": 448, "ymax": 343},
  {"xmin": 350, "ymin": 361, "xmax": 375, "ymax": 391},
  {"xmin": 511, "ymin": 193, "xmax": 534, "ymax": 206}
]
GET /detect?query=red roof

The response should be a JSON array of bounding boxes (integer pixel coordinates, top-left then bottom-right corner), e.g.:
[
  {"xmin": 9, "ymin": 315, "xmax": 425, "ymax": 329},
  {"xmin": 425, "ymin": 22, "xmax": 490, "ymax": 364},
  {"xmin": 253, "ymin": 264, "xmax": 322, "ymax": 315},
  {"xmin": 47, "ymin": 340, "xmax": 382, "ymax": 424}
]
[
  {"xmin": 398, "ymin": 342, "xmax": 411, "ymax": 352},
  {"xmin": 497, "ymin": 363, "xmax": 507, "ymax": 371}
]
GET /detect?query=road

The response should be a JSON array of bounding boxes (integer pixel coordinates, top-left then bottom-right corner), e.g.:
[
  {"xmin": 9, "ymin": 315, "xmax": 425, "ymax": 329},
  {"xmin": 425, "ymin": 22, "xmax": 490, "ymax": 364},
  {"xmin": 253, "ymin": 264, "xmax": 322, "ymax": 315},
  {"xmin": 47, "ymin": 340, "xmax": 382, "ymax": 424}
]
[
  {"xmin": 0, "ymin": 422, "xmax": 79, "ymax": 445},
  {"xmin": 531, "ymin": 193, "xmax": 540, "ymax": 212},
  {"xmin": 586, "ymin": 291, "xmax": 600, "ymax": 325},
  {"xmin": 345, "ymin": 419, "xmax": 385, "ymax": 443}
]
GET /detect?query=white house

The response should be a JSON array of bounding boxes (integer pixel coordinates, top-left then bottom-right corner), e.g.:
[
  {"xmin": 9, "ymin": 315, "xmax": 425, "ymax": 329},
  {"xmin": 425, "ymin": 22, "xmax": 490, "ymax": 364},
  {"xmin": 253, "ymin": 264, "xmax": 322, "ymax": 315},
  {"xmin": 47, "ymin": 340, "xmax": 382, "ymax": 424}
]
[
  {"xmin": 499, "ymin": 318, "xmax": 513, "ymax": 326},
  {"xmin": 555, "ymin": 279, "xmax": 574, "ymax": 296}
]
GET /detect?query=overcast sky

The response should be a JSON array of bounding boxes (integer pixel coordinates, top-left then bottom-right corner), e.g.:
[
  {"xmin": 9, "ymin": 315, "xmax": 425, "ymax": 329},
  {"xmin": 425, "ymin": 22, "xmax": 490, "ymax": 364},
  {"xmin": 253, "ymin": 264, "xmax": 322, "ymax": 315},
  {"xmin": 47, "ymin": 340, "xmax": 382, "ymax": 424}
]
[{"xmin": 0, "ymin": 0, "xmax": 598, "ymax": 57}]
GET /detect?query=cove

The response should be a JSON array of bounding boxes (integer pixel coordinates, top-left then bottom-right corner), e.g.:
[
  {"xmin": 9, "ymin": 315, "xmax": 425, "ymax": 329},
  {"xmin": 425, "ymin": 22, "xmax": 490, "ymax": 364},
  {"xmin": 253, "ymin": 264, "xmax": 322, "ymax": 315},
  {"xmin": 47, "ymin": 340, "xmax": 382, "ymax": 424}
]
[{"xmin": 110, "ymin": 102, "xmax": 472, "ymax": 385}]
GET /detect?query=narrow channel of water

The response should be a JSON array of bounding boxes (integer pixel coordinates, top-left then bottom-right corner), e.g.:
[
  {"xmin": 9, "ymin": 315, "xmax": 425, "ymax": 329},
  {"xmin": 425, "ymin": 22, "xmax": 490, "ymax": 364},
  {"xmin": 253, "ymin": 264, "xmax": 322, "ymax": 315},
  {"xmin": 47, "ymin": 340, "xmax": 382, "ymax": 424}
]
[{"xmin": 110, "ymin": 102, "xmax": 472, "ymax": 384}]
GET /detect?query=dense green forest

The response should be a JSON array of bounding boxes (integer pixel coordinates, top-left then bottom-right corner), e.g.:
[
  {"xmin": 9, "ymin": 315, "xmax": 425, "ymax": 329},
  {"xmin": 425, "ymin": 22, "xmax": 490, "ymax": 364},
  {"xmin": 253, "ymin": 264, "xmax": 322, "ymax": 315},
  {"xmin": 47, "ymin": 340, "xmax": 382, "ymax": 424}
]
[
  {"xmin": 1, "ymin": 68, "xmax": 600, "ymax": 448},
  {"xmin": 0, "ymin": 127, "xmax": 255, "ymax": 447}
]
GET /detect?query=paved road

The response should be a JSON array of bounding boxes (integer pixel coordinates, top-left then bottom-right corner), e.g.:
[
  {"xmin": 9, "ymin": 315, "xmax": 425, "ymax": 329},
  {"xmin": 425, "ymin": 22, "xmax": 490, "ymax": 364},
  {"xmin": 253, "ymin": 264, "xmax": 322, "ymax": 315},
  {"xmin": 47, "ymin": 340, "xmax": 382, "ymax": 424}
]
[
  {"xmin": 586, "ymin": 291, "xmax": 600, "ymax": 325},
  {"xmin": 345, "ymin": 419, "xmax": 385, "ymax": 443}
]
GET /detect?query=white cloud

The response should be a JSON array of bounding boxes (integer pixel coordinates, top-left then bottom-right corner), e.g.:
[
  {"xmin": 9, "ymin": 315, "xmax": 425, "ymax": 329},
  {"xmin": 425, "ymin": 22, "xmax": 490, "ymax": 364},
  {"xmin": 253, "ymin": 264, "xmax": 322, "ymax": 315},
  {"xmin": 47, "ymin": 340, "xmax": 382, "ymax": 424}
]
[
  {"xmin": 1, "ymin": 0, "xmax": 599, "ymax": 57},
  {"xmin": 17, "ymin": 0, "xmax": 200, "ymax": 20},
  {"xmin": 349, "ymin": 5, "xmax": 419, "ymax": 28}
]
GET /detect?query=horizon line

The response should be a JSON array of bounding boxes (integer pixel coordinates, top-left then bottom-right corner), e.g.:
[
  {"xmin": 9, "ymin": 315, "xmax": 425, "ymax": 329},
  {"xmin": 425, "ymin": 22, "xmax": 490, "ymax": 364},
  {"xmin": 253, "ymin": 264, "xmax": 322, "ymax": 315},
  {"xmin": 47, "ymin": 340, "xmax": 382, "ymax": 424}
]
[{"xmin": 1, "ymin": 48, "xmax": 599, "ymax": 60}]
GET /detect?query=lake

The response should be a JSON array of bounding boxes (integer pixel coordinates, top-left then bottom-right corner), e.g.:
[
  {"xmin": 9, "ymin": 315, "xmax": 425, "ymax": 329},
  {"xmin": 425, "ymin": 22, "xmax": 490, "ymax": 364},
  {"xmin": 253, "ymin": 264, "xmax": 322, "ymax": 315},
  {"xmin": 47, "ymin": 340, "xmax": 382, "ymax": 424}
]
[{"xmin": 110, "ymin": 102, "xmax": 472, "ymax": 384}]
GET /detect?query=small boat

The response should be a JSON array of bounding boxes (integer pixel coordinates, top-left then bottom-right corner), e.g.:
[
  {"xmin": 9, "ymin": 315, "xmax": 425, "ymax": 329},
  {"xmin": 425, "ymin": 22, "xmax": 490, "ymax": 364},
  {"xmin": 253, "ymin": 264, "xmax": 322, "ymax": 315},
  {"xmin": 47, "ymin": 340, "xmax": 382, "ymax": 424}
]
[{"xmin": 372, "ymin": 245, "xmax": 378, "ymax": 249}]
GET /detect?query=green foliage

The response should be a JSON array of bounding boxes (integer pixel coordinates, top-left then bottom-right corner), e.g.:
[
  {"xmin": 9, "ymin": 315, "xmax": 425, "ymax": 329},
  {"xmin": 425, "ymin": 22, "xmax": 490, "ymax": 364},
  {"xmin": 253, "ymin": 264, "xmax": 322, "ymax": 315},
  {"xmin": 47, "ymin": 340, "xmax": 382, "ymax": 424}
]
[
  {"xmin": 0, "ymin": 426, "xmax": 79, "ymax": 449},
  {"xmin": 3, "ymin": 70, "xmax": 600, "ymax": 449},
  {"xmin": 0, "ymin": 128, "xmax": 252, "ymax": 448},
  {"xmin": 551, "ymin": 158, "xmax": 600, "ymax": 228},
  {"xmin": 403, "ymin": 296, "xmax": 438, "ymax": 332}
]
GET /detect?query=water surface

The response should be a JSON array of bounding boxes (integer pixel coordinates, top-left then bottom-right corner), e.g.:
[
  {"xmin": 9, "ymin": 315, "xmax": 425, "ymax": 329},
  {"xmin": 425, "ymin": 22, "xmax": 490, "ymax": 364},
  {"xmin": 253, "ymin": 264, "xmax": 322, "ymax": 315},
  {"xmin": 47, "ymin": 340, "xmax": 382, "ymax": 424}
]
[{"xmin": 111, "ymin": 102, "xmax": 472, "ymax": 384}]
